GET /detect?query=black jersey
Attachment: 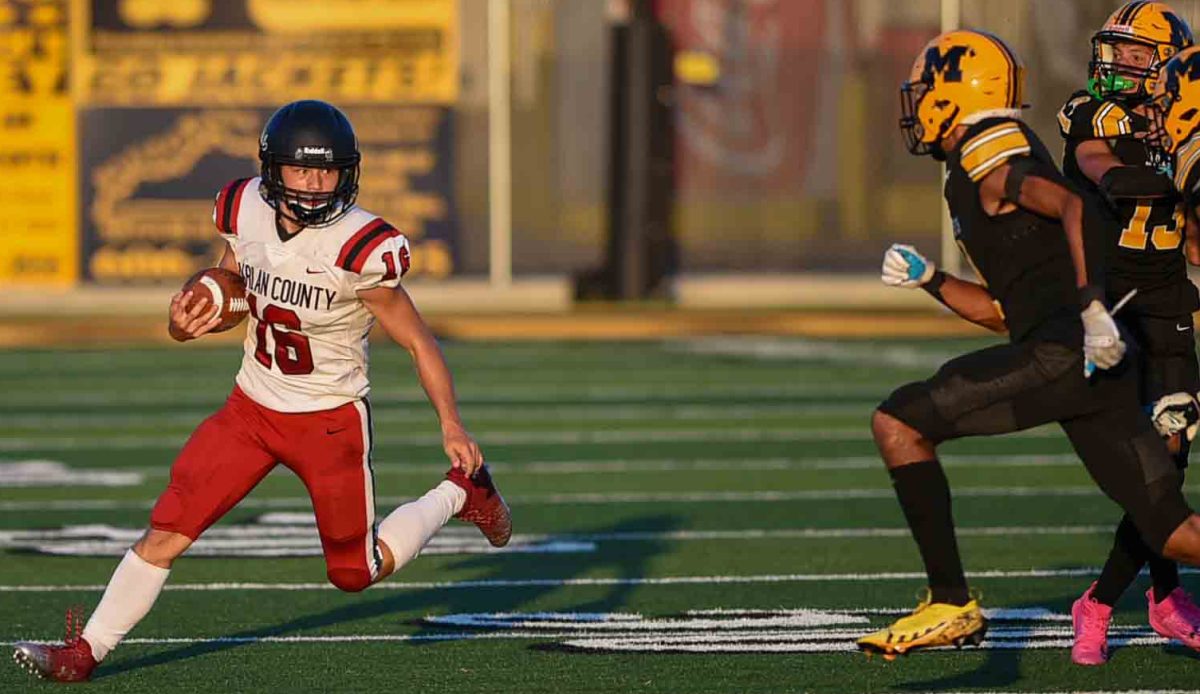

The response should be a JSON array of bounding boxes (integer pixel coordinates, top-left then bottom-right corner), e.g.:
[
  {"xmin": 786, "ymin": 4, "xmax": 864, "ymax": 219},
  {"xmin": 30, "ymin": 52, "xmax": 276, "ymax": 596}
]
[
  {"xmin": 944, "ymin": 117, "xmax": 1079, "ymax": 343},
  {"xmin": 1058, "ymin": 90, "xmax": 1198, "ymax": 316},
  {"xmin": 1174, "ymin": 134, "xmax": 1200, "ymax": 211}
]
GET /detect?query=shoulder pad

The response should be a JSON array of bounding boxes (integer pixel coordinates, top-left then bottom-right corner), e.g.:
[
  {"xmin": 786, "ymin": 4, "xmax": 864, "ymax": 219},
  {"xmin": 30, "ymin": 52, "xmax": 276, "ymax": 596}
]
[
  {"xmin": 213, "ymin": 178, "xmax": 255, "ymax": 236},
  {"xmin": 958, "ymin": 121, "xmax": 1032, "ymax": 183},
  {"xmin": 1057, "ymin": 93, "xmax": 1134, "ymax": 140}
]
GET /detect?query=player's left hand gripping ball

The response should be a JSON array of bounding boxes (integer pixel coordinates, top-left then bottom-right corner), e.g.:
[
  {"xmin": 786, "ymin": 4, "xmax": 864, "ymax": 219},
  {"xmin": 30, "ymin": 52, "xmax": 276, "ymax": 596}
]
[
  {"xmin": 1080, "ymin": 300, "xmax": 1126, "ymax": 375},
  {"xmin": 881, "ymin": 244, "xmax": 935, "ymax": 288}
]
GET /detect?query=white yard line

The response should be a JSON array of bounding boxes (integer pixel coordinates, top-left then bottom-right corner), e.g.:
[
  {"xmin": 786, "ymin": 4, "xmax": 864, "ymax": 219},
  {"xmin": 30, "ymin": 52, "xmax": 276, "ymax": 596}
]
[
  {"xmin": 91, "ymin": 453, "xmax": 1081, "ymax": 477},
  {"xmin": 0, "ymin": 426, "xmax": 1064, "ymax": 452},
  {"xmin": 0, "ymin": 403, "xmax": 876, "ymax": 430},
  {"xmin": 672, "ymin": 336, "xmax": 959, "ymax": 369},
  {"xmin": 0, "ymin": 523, "xmax": 1113, "ymax": 545},
  {"xmin": 0, "ymin": 484, "xmax": 1147, "ymax": 512},
  {"xmin": 0, "ymin": 632, "xmax": 580, "ymax": 646},
  {"xmin": 3, "ymin": 567, "xmax": 1193, "ymax": 592},
  {"xmin": 0, "ymin": 382, "xmax": 900, "ymax": 409}
]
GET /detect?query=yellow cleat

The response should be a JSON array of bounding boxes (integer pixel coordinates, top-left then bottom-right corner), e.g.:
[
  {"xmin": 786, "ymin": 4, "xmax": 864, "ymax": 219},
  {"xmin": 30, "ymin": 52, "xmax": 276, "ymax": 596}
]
[{"xmin": 856, "ymin": 591, "xmax": 988, "ymax": 658}]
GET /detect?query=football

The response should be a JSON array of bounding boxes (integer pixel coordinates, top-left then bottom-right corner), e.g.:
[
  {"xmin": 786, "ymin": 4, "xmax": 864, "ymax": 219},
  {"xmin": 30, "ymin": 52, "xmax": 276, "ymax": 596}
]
[{"xmin": 181, "ymin": 267, "xmax": 250, "ymax": 333}]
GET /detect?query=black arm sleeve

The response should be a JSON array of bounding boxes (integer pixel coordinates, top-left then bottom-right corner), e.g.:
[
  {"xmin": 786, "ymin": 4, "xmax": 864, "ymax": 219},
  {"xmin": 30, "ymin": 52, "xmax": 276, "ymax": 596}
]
[
  {"xmin": 1080, "ymin": 193, "xmax": 1115, "ymax": 306},
  {"xmin": 1098, "ymin": 165, "xmax": 1175, "ymax": 203}
]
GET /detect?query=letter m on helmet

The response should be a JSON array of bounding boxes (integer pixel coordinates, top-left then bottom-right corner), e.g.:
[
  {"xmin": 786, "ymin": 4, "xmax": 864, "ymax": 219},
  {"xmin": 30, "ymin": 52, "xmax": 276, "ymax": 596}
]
[{"xmin": 923, "ymin": 45, "xmax": 969, "ymax": 83}]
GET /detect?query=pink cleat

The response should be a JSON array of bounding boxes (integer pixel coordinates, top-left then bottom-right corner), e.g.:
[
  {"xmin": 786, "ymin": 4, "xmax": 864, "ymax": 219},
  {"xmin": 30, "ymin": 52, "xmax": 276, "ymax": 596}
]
[
  {"xmin": 1071, "ymin": 582, "xmax": 1112, "ymax": 666},
  {"xmin": 1148, "ymin": 587, "xmax": 1200, "ymax": 651}
]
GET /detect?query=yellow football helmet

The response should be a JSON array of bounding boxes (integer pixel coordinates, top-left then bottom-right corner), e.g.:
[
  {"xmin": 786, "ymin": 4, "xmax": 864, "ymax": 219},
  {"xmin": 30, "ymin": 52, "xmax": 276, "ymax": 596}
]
[
  {"xmin": 1150, "ymin": 46, "xmax": 1200, "ymax": 153},
  {"xmin": 900, "ymin": 30, "xmax": 1025, "ymax": 157},
  {"xmin": 1090, "ymin": 2, "xmax": 1193, "ymax": 100}
]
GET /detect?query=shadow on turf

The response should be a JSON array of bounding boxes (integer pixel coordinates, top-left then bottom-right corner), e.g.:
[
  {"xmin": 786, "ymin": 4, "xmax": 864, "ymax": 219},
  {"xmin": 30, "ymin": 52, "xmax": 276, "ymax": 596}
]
[{"xmin": 94, "ymin": 513, "xmax": 682, "ymax": 680}]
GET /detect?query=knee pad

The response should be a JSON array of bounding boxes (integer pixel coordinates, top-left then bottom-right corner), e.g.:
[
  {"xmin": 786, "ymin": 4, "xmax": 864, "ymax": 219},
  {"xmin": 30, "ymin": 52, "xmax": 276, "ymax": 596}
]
[
  {"xmin": 1126, "ymin": 431, "xmax": 1192, "ymax": 553},
  {"xmin": 877, "ymin": 382, "xmax": 953, "ymax": 444},
  {"xmin": 327, "ymin": 566, "xmax": 372, "ymax": 593}
]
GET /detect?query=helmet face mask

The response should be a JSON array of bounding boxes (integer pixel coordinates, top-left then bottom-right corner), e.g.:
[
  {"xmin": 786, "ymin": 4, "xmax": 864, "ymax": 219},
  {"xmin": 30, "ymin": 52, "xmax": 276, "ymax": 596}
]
[
  {"xmin": 259, "ymin": 100, "xmax": 362, "ymax": 229},
  {"xmin": 899, "ymin": 79, "xmax": 931, "ymax": 156},
  {"xmin": 1088, "ymin": 2, "xmax": 1194, "ymax": 102},
  {"xmin": 1090, "ymin": 36, "xmax": 1165, "ymax": 100},
  {"xmin": 262, "ymin": 162, "xmax": 360, "ymax": 228}
]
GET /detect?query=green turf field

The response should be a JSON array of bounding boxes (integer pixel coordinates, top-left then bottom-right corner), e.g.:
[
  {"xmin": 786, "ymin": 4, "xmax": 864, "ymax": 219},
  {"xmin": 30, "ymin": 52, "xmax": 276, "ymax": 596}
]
[{"xmin": 2, "ymin": 337, "xmax": 1198, "ymax": 693}]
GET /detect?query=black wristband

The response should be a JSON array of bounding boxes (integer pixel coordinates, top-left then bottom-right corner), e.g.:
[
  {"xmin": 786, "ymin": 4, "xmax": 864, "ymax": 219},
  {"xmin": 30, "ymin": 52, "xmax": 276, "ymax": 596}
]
[{"xmin": 921, "ymin": 270, "xmax": 948, "ymax": 304}]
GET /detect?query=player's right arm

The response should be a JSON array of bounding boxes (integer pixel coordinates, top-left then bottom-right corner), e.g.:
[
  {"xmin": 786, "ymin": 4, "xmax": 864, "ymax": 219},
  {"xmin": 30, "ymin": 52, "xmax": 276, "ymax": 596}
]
[
  {"xmin": 880, "ymin": 244, "xmax": 1006, "ymax": 333},
  {"xmin": 1061, "ymin": 96, "xmax": 1174, "ymax": 203},
  {"xmin": 167, "ymin": 241, "xmax": 235, "ymax": 342}
]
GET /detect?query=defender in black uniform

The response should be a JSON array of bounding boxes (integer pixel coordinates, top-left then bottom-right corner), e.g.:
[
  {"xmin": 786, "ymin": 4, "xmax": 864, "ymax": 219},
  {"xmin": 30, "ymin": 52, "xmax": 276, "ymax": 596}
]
[
  {"xmin": 1057, "ymin": 1, "xmax": 1200, "ymax": 666},
  {"xmin": 858, "ymin": 28, "xmax": 1200, "ymax": 660}
]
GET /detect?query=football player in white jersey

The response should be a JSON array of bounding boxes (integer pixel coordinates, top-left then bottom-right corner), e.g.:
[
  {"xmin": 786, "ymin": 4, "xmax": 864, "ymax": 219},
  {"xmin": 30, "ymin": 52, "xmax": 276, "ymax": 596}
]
[{"xmin": 13, "ymin": 100, "xmax": 511, "ymax": 682}]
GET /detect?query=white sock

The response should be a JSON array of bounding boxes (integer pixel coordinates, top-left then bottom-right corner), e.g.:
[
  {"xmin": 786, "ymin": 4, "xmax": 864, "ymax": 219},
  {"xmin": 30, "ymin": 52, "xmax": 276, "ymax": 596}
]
[
  {"xmin": 81, "ymin": 549, "xmax": 170, "ymax": 661},
  {"xmin": 376, "ymin": 481, "xmax": 466, "ymax": 571}
]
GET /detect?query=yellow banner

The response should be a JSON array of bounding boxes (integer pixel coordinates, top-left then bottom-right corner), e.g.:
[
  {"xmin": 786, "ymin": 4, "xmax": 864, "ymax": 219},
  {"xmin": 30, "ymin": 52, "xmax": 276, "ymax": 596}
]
[
  {"xmin": 78, "ymin": 0, "xmax": 459, "ymax": 106},
  {"xmin": 0, "ymin": 0, "xmax": 77, "ymax": 285}
]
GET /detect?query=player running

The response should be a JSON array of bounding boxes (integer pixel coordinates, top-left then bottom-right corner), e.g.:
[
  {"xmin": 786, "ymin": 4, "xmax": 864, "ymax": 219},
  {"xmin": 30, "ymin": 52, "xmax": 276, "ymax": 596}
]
[
  {"xmin": 857, "ymin": 29, "xmax": 1200, "ymax": 660},
  {"xmin": 1056, "ymin": 1, "xmax": 1200, "ymax": 666},
  {"xmin": 11, "ymin": 100, "xmax": 512, "ymax": 682}
]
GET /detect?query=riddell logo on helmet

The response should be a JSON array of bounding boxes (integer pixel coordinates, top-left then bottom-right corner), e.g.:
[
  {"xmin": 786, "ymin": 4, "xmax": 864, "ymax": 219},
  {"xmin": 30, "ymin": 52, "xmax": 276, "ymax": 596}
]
[{"xmin": 295, "ymin": 147, "xmax": 334, "ymax": 161}]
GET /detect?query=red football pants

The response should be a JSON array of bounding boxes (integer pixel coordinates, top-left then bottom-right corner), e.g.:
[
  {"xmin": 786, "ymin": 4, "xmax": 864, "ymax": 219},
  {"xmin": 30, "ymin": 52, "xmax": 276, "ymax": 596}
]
[{"xmin": 151, "ymin": 386, "xmax": 381, "ymax": 591}]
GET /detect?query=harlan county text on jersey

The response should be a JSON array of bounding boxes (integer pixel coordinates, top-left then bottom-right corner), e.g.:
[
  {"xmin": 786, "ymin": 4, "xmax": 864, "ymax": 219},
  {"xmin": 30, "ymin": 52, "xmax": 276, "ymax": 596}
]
[{"xmin": 240, "ymin": 262, "xmax": 337, "ymax": 312}]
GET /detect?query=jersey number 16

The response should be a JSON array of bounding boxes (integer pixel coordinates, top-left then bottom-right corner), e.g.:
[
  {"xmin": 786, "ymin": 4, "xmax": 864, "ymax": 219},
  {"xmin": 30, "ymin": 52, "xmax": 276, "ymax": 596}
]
[{"xmin": 247, "ymin": 294, "xmax": 315, "ymax": 375}]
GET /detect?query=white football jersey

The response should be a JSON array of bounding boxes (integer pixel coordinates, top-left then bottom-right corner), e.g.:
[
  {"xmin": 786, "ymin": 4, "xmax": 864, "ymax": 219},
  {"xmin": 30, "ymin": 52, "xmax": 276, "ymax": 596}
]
[{"xmin": 213, "ymin": 177, "xmax": 411, "ymax": 413}]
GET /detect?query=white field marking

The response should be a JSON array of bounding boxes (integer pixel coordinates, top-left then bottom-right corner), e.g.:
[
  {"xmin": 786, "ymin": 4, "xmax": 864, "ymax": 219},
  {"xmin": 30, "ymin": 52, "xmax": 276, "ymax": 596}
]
[
  {"xmin": 685, "ymin": 607, "xmax": 1071, "ymax": 621},
  {"xmin": 106, "ymin": 453, "xmax": 1083, "ymax": 476},
  {"xmin": 0, "ymin": 519, "xmax": 1113, "ymax": 556},
  {"xmin": 255, "ymin": 514, "xmax": 1111, "ymax": 541},
  {"xmin": 0, "ymin": 382, "xmax": 897, "ymax": 409},
  {"xmin": 0, "ymin": 403, "xmax": 874, "ymax": 431},
  {"xmin": 556, "ymin": 634, "xmax": 1168, "ymax": 653},
  {"xmin": 0, "ymin": 632, "xmax": 583, "ymax": 647},
  {"xmin": 20, "ymin": 540, "xmax": 594, "ymax": 558},
  {"xmin": 0, "ymin": 484, "xmax": 1172, "ymax": 513},
  {"xmin": 426, "ymin": 609, "xmax": 868, "ymax": 630},
  {"xmin": 0, "ymin": 425, "xmax": 1064, "ymax": 452},
  {"xmin": 0, "ymin": 484, "xmax": 1157, "ymax": 513},
  {"xmin": 422, "ymin": 608, "xmax": 1182, "ymax": 655},
  {"xmin": 0, "ymin": 460, "xmax": 141, "ymax": 488},
  {"xmin": 671, "ymin": 336, "xmax": 959, "ymax": 369},
  {"xmin": 7, "ymin": 567, "xmax": 1200, "ymax": 592},
  {"xmin": 0, "ymin": 522, "xmax": 594, "ymax": 558}
]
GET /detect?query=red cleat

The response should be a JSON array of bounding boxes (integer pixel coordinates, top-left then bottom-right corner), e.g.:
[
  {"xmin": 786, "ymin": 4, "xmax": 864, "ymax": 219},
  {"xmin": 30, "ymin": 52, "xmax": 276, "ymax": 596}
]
[
  {"xmin": 12, "ymin": 607, "xmax": 98, "ymax": 682},
  {"xmin": 447, "ymin": 464, "xmax": 512, "ymax": 547}
]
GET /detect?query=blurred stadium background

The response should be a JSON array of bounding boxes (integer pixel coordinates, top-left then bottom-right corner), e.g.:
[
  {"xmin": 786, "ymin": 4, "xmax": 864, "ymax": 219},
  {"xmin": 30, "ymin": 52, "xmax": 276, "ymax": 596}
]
[
  {"xmin": 9, "ymin": 4, "xmax": 1200, "ymax": 690},
  {"xmin": 6, "ymin": 0, "xmax": 1200, "ymax": 336}
]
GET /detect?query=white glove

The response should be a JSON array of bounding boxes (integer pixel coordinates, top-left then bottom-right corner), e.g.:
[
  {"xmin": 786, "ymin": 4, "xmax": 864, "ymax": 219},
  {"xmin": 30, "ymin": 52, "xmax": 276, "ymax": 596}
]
[
  {"xmin": 1080, "ymin": 300, "xmax": 1126, "ymax": 375},
  {"xmin": 1152, "ymin": 392, "xmax": 1200, "ymax": 441},
  {"xmin": 881, "ymin": 244, "xmax": 936, "ymax": 288}
]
